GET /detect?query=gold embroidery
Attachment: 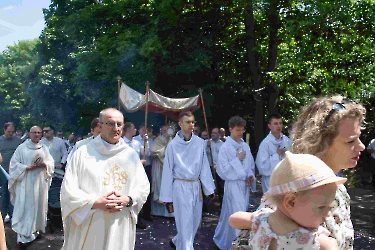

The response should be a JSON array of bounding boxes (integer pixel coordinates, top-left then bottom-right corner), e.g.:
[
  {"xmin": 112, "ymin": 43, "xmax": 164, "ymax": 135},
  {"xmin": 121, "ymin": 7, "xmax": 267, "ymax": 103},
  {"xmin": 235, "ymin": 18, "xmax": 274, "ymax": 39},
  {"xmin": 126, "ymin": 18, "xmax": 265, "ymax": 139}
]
[{"xmin": 103, "ymin": 164, "xmax": 128, "ymax": 190}]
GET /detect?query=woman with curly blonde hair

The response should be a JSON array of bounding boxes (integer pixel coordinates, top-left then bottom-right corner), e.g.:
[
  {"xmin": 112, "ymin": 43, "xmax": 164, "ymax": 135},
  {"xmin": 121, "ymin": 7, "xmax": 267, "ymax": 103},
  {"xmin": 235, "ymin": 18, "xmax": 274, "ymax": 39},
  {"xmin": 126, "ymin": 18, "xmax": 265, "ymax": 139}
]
[{"xmin": 230, "ymin": 96, "xmax": 365, "ymax": 250}]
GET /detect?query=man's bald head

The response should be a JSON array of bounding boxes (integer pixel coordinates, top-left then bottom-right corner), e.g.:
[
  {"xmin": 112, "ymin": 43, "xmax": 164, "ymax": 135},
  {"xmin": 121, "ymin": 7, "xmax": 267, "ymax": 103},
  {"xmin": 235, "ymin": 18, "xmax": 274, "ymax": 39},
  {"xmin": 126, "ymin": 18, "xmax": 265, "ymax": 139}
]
[
  {"xmin": 98, "ymin": 108, "xmax": 124, "ymax": 144},
  {"xmin": 99, "ymin": 108, "xmax": 123, "ymax": 122},
  {"xmin": 29, "ymin": 126, "xmax": 42, "ymax": 143}
]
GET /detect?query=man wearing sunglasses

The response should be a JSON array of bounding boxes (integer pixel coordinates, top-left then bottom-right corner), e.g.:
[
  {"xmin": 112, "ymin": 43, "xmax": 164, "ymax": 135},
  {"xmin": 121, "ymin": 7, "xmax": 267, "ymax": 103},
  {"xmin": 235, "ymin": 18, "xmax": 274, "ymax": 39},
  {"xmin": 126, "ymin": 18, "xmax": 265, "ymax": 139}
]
[
  {"xmin": 61, "ymin": 108, "xmax": 149, "ymax": 250},
  {"xmin": 40, "ymin": 125, "xmax": 67, "ymax": 178},
  {"xmin": 8, "ymin": 126, "xmax": 54, "ymax": 246}
]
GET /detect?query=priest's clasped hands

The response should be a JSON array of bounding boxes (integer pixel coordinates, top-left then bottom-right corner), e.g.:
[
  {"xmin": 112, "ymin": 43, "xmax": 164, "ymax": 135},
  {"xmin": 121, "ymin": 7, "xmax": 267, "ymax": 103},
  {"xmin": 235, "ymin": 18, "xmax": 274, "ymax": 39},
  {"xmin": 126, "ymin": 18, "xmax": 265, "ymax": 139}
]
[
  {"xmin": 26, "ymin": 161, "xmax": 47, "ymax": 170},
  {"xmin": 92, "ymin": 191, "xmax": 131, "ymax": 213}
]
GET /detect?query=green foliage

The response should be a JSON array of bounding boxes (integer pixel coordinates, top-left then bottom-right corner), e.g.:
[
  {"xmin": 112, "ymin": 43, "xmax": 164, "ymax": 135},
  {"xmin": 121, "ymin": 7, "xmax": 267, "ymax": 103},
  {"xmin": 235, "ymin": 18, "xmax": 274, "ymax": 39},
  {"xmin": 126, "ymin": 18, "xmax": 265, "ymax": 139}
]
[{"xmin": 0, "ymin": 0, "xmax": 375, "ymax": 187}]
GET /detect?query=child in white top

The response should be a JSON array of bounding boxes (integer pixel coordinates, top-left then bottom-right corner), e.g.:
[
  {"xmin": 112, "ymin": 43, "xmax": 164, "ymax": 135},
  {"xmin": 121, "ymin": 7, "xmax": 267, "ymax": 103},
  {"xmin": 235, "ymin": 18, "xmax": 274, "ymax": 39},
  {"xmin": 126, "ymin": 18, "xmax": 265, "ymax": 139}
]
[{"xmin": 230, "ymin": 152, "xmax": 345, "ymax": 250}]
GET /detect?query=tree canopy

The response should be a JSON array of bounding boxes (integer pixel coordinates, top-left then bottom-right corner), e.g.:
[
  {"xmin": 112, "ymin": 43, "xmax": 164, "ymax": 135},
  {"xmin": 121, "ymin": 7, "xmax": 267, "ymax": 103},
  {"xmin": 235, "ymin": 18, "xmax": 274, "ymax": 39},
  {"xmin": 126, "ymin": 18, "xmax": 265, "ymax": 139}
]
[{"xmin": 1, "ymin": 0, "xmax": 374, "ymax": 147}]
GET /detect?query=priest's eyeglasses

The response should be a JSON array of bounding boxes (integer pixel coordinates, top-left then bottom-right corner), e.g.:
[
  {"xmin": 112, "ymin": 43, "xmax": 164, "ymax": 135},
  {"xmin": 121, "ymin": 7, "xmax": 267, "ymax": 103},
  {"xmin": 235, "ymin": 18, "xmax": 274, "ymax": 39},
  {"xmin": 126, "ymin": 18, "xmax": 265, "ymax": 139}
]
[
  {"xmin": 321, "ymin": 101, "xmax": 347, "ymax": 129},
  {"xmin": 101, "ymin": 121, "xmax": 124, "ymax": 128}
]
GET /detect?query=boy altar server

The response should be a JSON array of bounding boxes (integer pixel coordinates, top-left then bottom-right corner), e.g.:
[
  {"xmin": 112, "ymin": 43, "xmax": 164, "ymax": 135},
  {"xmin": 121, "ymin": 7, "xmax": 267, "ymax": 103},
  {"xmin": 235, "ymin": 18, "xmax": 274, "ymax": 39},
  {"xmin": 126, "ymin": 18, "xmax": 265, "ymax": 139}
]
[
  {"xmin": 213, "ymin": 116, "xmax": 256, "ymax": 250},
  {"xmin": 60, "ymin": 108, "xmax": 150, "ymax": 250},
  {"xmin": 256, "ymin": 113, "xmax": 291, "ymax": 193},
  {"xmin": 160, "ymin": 111, "xmax": 215, "ymax": 250}
]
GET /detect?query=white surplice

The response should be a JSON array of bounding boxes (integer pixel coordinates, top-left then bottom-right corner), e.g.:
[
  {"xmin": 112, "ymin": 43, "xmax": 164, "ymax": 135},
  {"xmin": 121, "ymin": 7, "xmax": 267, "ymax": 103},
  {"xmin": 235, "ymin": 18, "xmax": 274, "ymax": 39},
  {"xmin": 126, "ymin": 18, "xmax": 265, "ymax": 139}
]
[
  {"xmin": 60, "ymin": 136, "xmax": 150, "ymax": 250},
  {"xmin": 8, "ymin": 139, "xmax": 54, "ymax": 243},
  {"xmin": 213, "ymin": 136, "xmax": 256, "ymax": 250},
  {"xmin": 255, "ymin": 132, "xmax": 291, "ymax": 193},
  {"xmin": 160, "ymin": 132, "xmax": 215, "ymax": 250}
]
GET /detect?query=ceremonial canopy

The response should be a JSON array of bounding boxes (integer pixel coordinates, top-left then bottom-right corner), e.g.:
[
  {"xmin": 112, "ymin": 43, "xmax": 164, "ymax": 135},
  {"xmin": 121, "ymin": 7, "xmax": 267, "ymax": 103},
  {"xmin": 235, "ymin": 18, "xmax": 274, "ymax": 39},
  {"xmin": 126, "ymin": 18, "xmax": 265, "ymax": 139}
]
[{"xmin": 119, "ymin": 82, "xmax": 201, "ymax": 119}]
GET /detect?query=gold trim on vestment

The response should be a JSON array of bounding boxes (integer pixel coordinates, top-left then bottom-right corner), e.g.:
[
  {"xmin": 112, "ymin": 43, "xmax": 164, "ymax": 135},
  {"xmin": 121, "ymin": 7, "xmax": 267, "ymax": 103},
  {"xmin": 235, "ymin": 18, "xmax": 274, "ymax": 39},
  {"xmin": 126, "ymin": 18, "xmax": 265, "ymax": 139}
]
[
  {"xmin": 103, "ymin": 164, "xmax": 128, "ymax": 191},
  {"xmin": 63, "ymin": 199, "xmax": 93, "ymax": 222},
  {"xmin": 80, "ymin": 213, "xmax": 94, "ymax": 250}
]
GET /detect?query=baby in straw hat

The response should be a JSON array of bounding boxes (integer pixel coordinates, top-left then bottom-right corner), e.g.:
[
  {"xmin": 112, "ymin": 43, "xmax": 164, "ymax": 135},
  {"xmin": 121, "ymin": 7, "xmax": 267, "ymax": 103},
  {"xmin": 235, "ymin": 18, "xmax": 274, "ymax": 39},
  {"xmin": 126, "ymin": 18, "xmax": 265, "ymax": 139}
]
[{"xmin": 229, "ymin": 151, "xmax": 345, "ymax": 250}]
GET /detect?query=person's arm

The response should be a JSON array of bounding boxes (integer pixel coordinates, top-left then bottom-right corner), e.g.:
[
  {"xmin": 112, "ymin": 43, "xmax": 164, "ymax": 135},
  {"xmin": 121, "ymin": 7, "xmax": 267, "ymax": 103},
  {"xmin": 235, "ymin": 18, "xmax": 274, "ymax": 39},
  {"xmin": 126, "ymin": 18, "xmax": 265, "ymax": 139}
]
[
  {"xmin": 229, "ymin": 211, "xmax": 254, "ymax": 230},
  {"xmin": 0, "ymin": 153, "xmax": 2, "ymax": 165},
  {"xmin": 0, "ymin": 213, "xmax": 7, "ymax": 250},
  {"xmin": 199, "ymin": 140, "xmax": 215, "ymax": 196},
  {"xmin": 255, "ymin": 141, "xmax": 279, "ymax": 176},
  {"xmin": 159, "ymin": 144, "xmax": 175, "ymax": 203},
  {"xmin": 316, "ymin": 234, "xmax": 339, "ymax": 250},
  {"xmin": 216, "ymin": 145, "xmax": 247, "ymax": 181}
]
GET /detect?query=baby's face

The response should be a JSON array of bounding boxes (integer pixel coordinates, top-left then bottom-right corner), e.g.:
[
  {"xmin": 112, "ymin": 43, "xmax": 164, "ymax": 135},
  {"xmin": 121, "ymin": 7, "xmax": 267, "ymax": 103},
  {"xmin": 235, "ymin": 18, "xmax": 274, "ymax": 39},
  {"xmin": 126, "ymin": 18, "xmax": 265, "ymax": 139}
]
[{"xmin": 291, "ymin": 183, "xmax": 337, "ymax": 229}]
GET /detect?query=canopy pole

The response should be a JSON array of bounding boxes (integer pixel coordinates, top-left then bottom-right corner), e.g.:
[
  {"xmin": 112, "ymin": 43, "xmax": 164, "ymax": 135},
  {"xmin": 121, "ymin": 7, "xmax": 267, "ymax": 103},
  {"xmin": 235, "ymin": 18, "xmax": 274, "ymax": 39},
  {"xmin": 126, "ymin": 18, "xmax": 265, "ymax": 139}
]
[
  {"xmin": 117, "ymin": 76, "xmax": 121, "ymax": 110},
  {"xmin": 198, "ymin": 89, "xmax": 217, "ymax": 190},
  {"xmin": 144, "ymin": 81, "xmax": 150, "ymax": 160}
]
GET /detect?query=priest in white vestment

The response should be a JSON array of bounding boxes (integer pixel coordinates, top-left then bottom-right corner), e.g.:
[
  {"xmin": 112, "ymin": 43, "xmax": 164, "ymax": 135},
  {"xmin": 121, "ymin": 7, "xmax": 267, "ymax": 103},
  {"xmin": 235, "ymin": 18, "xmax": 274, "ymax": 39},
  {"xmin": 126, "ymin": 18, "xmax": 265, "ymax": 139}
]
[
  {"xmin": 8, "ymin": 126, "xmax": 54, "ymax": 244},
  {"xmin": 255, "ymin": 114, "xmax": 291, "ymax": 193},
  {"xmin": 61, "ymin": 108, "xmax": 150, "ymax": 250},
  {"xmin": 160, "ymin": 111, "xmax": 215, "ymax": 250},
  {"xmin": 213, "ymin": 116, "xmax": 256, "ymax": 250},
  {"xmin": 150, "ymin": 125, "xmax": 174, "ymax": 217}
]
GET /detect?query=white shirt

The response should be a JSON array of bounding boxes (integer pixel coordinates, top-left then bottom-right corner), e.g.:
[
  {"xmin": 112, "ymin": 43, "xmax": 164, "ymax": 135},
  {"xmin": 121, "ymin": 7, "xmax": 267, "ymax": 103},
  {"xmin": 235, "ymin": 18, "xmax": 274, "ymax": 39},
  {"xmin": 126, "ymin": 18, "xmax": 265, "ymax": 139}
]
[{"xmin": 368, "ymin": 139, "xmax": 375, "ymax": 159}]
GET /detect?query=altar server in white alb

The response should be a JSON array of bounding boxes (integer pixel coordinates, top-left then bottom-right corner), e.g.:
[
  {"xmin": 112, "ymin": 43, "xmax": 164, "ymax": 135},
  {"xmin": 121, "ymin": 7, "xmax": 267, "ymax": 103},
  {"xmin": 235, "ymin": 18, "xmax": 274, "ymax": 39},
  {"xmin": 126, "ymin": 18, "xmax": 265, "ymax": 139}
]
[
  {"xmin": 256, "ymin": 113, "xmax": 292, "ymax": 193},
  {"xmin": 8, "ymin": 126, "xmax": 54, "ymax": 245},
  {"xmin": 160, "ymin": 111, "xmax": 215, "ymax": 250},
  {"xmin": 213, "ymin": 116, "xmax": 256, "ymax": 250},
  {"xmin": 60, "ymin": 108, "xmax": 150, "ymax": 250}
]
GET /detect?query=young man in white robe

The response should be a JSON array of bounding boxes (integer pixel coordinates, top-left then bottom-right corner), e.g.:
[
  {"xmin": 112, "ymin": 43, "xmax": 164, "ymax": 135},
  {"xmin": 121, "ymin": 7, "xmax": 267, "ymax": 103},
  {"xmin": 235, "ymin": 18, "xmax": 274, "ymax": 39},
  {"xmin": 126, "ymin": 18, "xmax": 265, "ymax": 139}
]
[
  {"xmin": 8, "ymin": 126, "xmax": 55, "ymax": 245},
  {"xmin": 213, "ymin": 116, "xmax": 256, "ymax": 250},
  {"xmin": 150, "ymin": 125, "xmax": 174, "ymax": 217},
  {"xmin": 60, "ymin": 108, "xmax": 150, "ymax": 250},
  {"xmin": 160, "ymin": 111, "xmax": 215, "ymax": 250},
  {"xmin": 255, "ymin": 113, "xmax": 292, "ymax": 193}
]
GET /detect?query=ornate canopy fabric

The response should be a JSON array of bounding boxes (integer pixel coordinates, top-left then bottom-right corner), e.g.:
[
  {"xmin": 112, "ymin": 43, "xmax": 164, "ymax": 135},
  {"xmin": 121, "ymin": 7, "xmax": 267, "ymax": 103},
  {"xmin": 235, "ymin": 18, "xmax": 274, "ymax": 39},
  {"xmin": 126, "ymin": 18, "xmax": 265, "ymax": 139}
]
[{"xmin": 119, "ymin": 82, "xmax": 201, "ymax": 119}]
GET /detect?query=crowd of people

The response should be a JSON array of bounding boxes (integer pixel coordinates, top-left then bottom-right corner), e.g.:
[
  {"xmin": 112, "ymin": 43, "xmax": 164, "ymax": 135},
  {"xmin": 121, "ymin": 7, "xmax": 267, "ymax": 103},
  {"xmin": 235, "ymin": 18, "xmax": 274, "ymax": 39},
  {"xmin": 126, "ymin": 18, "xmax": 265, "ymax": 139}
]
[{"xmin": 0, "ymin": 95, "xmax": 370, "ymax": 250}]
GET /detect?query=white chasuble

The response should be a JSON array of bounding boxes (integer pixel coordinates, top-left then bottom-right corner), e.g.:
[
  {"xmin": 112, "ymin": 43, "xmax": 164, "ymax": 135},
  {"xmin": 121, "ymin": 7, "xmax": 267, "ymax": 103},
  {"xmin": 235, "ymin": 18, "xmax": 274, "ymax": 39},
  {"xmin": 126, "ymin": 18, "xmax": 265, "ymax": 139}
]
[
  {"xmin": 160, "ymin": 132, "xmax": 215, "ymax": 250},
  {"xmin": 9, "ymin": 139, "xmax": 54, "ymax": 239},
  {"xmin": 61, "ymin": 136, "xmax": 150, "ymax": 250},
  {"xmin": 213, "ymin": 136, "xmax": 256, "ymax": 250}
]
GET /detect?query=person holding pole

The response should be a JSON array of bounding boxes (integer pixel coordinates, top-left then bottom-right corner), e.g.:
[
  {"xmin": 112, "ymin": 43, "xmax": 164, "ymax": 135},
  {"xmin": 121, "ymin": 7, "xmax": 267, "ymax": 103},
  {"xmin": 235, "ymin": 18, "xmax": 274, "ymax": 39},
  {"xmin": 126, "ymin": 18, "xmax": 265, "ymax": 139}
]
[
  {"xmin": 134, "ymin": 123, "xmax": 154, "ymax": 222},
  {"xmin": 213, "ymin": 116, "xmax": 256, "ymax": 250},
  {"xmin": 160, "ymin": 111, "xmax": 215, "ymax": 249}
]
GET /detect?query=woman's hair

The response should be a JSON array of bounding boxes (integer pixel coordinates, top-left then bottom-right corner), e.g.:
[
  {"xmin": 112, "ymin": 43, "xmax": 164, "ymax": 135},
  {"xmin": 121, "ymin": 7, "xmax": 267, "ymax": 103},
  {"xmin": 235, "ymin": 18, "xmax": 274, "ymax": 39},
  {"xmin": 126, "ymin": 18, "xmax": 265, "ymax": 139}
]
[{"xmin": 291, "ymin": 96, "xmax": 365, "ymax": 158}]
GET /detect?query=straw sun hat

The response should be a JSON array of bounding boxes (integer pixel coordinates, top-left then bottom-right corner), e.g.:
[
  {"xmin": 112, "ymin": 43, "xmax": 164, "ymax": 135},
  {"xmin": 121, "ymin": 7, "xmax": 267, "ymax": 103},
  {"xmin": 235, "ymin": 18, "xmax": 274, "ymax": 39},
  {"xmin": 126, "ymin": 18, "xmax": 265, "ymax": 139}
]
[{"xmin": 268, "ymin": 151, "xmax": 347, "ymax": 195}]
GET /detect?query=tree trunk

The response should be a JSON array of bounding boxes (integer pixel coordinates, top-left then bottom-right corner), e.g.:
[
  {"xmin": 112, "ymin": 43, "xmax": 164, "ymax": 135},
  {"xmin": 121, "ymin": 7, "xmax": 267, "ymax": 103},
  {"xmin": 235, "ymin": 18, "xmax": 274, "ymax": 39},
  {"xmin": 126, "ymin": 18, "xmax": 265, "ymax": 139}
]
[
  {"xmin": 267, "ymin": 0, "xmax": 280, "ymax": 116},
  {"xmin": 245, "ymin": 1, "xmax": 264, "ymax": 149}
]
